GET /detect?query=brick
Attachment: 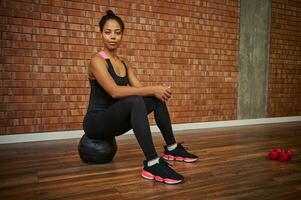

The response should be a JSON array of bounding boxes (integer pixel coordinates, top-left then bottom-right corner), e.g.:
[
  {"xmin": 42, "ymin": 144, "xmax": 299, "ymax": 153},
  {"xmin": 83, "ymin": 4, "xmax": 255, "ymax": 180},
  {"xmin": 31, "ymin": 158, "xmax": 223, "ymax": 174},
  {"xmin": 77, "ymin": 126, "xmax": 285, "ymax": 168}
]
[
  {"xmin": 62, "ymin": 95, "xmax": 88, "ymax": 102},
  {"xmin": 35, "ymin": 110, "xmax": 63, "ymax": 117},
  {"xmin": 39, "ymin": 88, "xmax": 60, "ymax": 95},
  {"xmin": 12, "ymin": 118, "xmax": 42, "ymax": 126},
  {"xmin": 32, "ymin": 65, "xmax": 60, "ymax": 73},
  {"xmin": 42, "ymin": 116, "xmax": 66, "ymax": 124},
  {"xmin": 32, "ymin": 80, "xmax": 60, "ymax": 88},
  {"xmin": 3, "ymin": 96, "xmax": 34, "ymax": 103},
  {"xmin": 3, "ymin": 80, "xmax": 33, "ymax": 88},
  {"xmin": 1, "ymin": 103, "xmax": 42, "ymax": 111},
  {"xmin": 67, "ymin": 88, "xmax": 90, "ymax": 95},
  {"xmin": 59, "ymin": 81, "xmax": 89, "ymax": 88},
  {"xmin": 42, "ymin": 102, "xmax": 66, "ymax": 110},
  {"xmin": 40, "ymin": 124, "xmax": 65, "ymax": 132},
  {"xmin": 32, "ymin": 35, "xmax": 59, "ymax": 43},
  {"xmin": 60, "ymin": 37, "xmax": 85, "ymax": 45},
  {"xmin": 35, "ymin": 94, "xmax": 61, "ymax": 102}
]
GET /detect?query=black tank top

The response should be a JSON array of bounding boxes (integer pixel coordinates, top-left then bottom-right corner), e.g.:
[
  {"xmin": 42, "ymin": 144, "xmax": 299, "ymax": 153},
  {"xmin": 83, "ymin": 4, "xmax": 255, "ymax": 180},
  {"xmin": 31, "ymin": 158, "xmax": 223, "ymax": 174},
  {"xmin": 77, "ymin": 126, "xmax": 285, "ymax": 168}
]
[{"xmin": 86, "ymin": 57, "xmax": 129, "ymax": 113}]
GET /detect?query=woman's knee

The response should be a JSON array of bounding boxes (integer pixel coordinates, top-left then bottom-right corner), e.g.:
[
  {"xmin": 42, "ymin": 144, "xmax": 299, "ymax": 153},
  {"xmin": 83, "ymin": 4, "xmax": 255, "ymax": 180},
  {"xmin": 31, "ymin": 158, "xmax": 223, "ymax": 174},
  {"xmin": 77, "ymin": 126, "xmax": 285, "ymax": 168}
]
[
  {"xmin": 143, "ymin": 97, "xmax": 167, "ymax": 114},
  {"xmin": 121, "ymin": 95, "xmax": 145, "ymax": 108}
]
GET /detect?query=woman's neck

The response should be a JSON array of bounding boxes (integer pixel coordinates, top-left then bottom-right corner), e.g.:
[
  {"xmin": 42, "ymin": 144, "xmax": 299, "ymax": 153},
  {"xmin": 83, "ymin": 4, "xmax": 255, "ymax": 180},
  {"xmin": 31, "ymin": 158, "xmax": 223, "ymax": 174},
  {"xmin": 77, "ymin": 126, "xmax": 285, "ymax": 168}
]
[{"xmin": 103, "ymin": 48, "xmax": 118, "ymax": 60}]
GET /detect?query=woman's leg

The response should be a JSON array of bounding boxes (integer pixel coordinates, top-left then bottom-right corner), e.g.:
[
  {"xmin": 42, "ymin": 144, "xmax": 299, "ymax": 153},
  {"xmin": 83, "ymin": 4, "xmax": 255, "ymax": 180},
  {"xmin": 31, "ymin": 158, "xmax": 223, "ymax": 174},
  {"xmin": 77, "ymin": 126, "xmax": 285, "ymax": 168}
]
[
  {"xmin": 83, "ymin": 95, "xmax": 158, "ymax": 161},
  {"xmin": 84, "ymin": 95, "xmax": 185, "ymax": 184},
  {"xmin": 143, "ymin": 97, "xmax": 198, "ymax": 163},
  {"xmin": 143, "ymin": 97, "xmax": 176, "ymax": 146}
]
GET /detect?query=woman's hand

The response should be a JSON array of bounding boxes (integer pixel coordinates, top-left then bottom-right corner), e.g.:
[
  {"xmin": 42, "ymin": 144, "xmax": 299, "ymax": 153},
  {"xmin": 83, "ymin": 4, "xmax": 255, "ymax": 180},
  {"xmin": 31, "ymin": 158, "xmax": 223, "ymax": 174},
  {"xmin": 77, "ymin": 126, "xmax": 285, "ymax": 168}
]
[{"xmin": 153, "ymin": 86, "xmax": 172, "ymax": 101}]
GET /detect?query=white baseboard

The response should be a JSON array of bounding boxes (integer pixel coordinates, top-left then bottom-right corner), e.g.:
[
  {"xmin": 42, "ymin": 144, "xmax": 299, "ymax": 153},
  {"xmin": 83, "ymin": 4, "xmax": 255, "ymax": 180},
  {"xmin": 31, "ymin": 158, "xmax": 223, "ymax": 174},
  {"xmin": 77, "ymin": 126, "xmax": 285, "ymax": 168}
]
[{"xmin": 0, "ymin": 116, "xmax": 300, "ymax": 144}]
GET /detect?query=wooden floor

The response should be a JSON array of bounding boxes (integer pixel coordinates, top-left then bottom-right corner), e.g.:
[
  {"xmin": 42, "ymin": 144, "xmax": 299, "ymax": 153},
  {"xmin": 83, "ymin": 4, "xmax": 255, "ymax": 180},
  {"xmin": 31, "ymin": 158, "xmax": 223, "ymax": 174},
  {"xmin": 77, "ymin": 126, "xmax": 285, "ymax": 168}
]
[{"xmin": 0, "ymin": 122, "xmax": 301, "ymax": 200}]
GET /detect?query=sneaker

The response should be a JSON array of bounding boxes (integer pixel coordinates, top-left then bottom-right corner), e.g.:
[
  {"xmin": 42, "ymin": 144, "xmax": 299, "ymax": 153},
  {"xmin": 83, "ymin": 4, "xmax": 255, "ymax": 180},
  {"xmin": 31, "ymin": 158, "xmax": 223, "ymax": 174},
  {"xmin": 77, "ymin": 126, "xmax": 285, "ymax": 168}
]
[
  {"xmin": 141, "ymin": 157, "xmax": 184, "ymax": 184},
  {"xmin": 163, "ymin": 143, "xmax": 198, "ymax": 163}
]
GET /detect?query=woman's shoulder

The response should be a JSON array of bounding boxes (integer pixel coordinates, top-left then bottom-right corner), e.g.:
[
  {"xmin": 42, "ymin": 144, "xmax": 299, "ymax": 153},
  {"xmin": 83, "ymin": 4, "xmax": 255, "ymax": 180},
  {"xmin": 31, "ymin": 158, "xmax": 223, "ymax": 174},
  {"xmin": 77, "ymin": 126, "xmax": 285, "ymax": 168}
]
[
  {"xmin": 91, "ymin": 51, "xmax": 105, "ymax": 60},
  {"xmin": 90, "ymin": 52, "xmax": 108, "ymax": 65},
  {"xmin": 88, "ymin": 52, "xmax": 109, "ymax": 77}
]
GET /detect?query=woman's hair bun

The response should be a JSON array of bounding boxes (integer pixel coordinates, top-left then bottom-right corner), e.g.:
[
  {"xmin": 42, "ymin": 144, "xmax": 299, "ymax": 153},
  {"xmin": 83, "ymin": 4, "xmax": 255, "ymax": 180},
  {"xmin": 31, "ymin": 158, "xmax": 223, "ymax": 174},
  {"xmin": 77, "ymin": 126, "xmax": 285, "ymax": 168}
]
[
  {"xmin": 106, "ymin": 10, "xmax": 115, "ymax": 16},
  {"xmin": 99, "ymin": 9, "xmax": 124, "ymax": 32}
]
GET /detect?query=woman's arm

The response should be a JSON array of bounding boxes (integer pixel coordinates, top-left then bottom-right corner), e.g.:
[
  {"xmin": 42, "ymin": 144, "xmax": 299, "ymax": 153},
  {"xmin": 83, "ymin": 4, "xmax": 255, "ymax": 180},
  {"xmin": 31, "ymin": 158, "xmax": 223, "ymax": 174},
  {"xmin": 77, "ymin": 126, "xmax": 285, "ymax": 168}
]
[{"xmin": 89, "ymin": 55, "xmax": 171, "ymax": 101}]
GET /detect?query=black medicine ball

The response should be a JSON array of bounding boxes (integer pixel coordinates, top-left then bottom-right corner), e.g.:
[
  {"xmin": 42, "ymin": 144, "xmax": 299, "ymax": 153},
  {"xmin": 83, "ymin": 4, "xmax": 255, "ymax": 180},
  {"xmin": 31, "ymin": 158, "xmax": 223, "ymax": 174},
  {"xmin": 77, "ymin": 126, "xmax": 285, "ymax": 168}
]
[{"xmin": 78, "ymin": 134, "xmax": 117, "ymax": 164}]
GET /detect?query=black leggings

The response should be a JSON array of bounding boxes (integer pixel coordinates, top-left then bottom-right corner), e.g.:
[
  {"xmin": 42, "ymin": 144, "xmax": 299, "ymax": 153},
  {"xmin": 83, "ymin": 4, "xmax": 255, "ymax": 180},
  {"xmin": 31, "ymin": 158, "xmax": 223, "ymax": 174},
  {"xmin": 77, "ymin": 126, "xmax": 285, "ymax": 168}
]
[{"xmin": 83, "ymin": 96, "xmax": 176, "ymax": 161}]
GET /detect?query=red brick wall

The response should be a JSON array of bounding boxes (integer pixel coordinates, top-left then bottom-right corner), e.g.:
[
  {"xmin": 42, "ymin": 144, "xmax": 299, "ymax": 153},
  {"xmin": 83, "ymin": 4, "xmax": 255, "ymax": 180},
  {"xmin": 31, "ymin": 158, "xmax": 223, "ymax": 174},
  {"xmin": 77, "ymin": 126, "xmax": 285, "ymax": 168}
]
[
  {"xmin": 1, "ymin": 0, "xmax": 240, "ymax": 135},
  {"xmin": 268, "ymin": 0, "xmax": 301, "ymax": 117}
]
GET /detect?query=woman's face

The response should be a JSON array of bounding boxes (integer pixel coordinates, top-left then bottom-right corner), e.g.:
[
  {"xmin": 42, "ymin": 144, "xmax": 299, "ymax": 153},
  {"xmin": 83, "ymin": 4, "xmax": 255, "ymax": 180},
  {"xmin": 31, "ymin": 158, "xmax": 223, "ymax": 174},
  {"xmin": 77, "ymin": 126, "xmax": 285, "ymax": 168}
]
[{"xmin": 102, "ymin": 19, "xmax": 123, "ymax": 50}]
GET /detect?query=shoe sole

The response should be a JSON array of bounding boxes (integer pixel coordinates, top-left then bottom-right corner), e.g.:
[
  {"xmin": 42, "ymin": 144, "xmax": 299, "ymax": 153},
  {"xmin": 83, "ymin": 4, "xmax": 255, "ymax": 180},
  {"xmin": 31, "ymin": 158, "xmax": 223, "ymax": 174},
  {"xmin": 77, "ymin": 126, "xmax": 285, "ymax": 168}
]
[
  {"xmin": 141, "ymin": 170, "xmax": 183, "ymax": 184},
  {"xmin": 163, "ymin": 154, "xmax": 198, "ymax": 163}
]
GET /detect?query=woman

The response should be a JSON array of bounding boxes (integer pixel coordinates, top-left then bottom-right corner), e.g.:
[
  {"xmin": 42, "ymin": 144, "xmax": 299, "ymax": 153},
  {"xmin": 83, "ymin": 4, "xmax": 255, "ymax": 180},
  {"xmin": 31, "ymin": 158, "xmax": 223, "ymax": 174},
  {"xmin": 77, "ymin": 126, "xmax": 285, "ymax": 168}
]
[{"xmin": 83, "ymin": 10, "xmax": 198, "ymax": 184}]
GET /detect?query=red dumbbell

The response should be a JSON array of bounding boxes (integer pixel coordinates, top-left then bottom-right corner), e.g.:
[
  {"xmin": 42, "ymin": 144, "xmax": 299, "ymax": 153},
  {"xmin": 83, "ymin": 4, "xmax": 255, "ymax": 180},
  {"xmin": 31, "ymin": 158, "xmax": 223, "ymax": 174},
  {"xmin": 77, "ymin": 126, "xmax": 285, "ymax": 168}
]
[
  {"xmin": 268, "ymin": 147, "xmax": 283, "ymax": 160},
  {"xmin": 268, "ymin": 151, "xmax": 278, "ymax": 160},
  {"xmin": 278, "ymin": 149, "xmax": 294, "ymax": 162},
  {"xmin": 286, "ymin": 149, "xmax": 293, "ymax": 158},
  {"xmin": 273, "ymin": 147, "xmax": 283, "ymax": 154},
  {"xmin": 278, "ymin": 151, "xmax": 289, "ymax": 162},
  {"xmin": 281, "ymin": 149, "xmax": 294, "ymax": 161}
]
